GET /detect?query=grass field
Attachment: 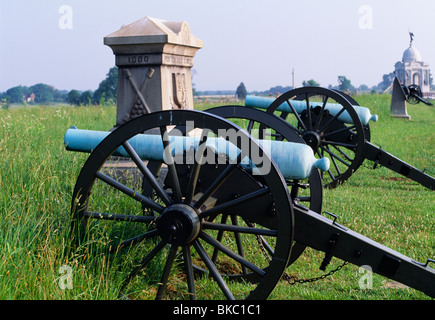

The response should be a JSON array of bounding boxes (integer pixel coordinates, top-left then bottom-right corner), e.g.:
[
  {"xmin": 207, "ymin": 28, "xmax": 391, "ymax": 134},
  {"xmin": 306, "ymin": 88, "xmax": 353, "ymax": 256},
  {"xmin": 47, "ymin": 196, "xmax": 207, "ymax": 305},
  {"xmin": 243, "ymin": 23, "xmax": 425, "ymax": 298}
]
[{"xmin": 0, "ymin": 94, "xmax": 433, "ymax": 300}]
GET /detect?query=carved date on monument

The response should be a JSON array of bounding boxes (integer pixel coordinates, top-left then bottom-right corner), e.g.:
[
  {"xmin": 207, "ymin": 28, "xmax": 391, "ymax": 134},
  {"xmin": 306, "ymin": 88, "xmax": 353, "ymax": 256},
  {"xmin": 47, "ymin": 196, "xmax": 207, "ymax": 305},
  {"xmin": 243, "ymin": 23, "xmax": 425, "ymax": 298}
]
[
  {"xmin": 116, "ymin": 55, "xmax": 156, "ymax": 66},
  {"xmin": 127, "ymin": 55, "xmax": 149, "ymax": 64}
]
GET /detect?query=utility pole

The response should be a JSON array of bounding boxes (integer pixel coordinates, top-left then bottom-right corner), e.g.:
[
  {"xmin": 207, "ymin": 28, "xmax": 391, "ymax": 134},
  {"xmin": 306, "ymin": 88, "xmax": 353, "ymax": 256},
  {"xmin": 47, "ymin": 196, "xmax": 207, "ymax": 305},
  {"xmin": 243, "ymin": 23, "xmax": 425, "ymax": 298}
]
[{"xmin": 292, "ymin": 68, "xmax": 295, "ymax": 89}]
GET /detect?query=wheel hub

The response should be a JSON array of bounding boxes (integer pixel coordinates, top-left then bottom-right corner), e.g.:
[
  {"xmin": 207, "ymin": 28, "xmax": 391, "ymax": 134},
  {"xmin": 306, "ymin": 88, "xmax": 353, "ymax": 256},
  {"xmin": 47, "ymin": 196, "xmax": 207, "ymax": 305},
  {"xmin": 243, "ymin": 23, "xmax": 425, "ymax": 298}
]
[
  {"xmin": 156, "ymin": 204, "xmax": 201, "ymax": 245},
  {"xmin": 302, "ymin": 131, "xmax": 321, "ymax": 149}
]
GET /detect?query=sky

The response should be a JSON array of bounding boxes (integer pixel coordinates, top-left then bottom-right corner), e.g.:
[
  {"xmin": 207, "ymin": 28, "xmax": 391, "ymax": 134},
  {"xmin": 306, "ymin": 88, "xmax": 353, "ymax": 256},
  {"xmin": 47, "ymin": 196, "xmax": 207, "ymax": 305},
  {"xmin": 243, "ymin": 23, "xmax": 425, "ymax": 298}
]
[{"xmin": 1, "ymin": 0, "xmax": 434, "ymax": 93}]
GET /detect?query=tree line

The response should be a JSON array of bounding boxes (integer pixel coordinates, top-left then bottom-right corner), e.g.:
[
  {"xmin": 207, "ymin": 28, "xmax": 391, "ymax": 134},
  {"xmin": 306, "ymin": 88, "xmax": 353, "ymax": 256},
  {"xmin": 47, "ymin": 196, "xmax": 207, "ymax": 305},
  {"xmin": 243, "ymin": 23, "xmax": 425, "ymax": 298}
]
[
  {"xmin": 305, "ymin": 74, "xmax": 396, "ymax": 93},
  {"xmin": 236, "ymin": 73, "xmax": 402, "ymax": 98},
  {"xmin": 0, "ymin": 67, "xmax": 118, "ymax": 108},
  {"xmin": 2, "ymin": 69, "xmax": 426, "ymax": 108}
]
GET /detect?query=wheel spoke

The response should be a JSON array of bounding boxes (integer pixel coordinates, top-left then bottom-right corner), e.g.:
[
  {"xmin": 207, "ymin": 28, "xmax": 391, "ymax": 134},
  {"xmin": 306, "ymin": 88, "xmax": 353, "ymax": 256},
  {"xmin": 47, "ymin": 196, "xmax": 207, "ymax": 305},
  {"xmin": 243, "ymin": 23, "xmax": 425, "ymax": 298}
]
[
  {"xmin": 193, "ymin": 151, "xmax": 246, "ymax": 210},
  {"xmin": 316, "ymin": 150, "xmax": 337, "ymax": 182},
  {"xmin": 286, "ymin": 100, "xmax": 308, "ymax": 132},
  {"xmin": 321, "ymin": 125, "xmax": 356, "ymax": 138},
  {"xmin": 160, "ymin": 126, "xmax": 182, "ymax": 202},
  {"xmin": 83, "ymin": 211, "xmax": 156, "ymax": 223},
  {"xmin": 230, "ymin": 215, "xmax": 247, "ymax": 275},
  {"xmin": 193, "ymin": 239, "xmax": 235, "ymax": 300},
  {"xmin": 122, "ymin": 141, "xmax": 172, "ymax": 206},
  {"xmin": 119, "ymin": 240, "xmax": 167, "ymax": 296},
  {"xmin": 202, "ymin": 221, "xmax": 277, "ymax": 237},
  {"xmin": 182, "ymin": 245, "xmax": 197, "ymax": 300},
  {"xmin": 199, "ymin": 187, "xmax": 270, "ymax": 219},
  {"xmin": 327, "ymin": 145, "xmax": 343, "ymax": 176},
  {"xmin": 319, "ymin": 145, "xmax": 351, "ymax": 167},
  {"xmin": 322, "ymin": 140, "xmax": 357, "ymax": 150},
  {"xmin": 331, "ymin": 144, "xmax": 354, "ymax": 162},
  {"xmin": 246, "ymin": 120, "xmax": 255, "ymax": 134},
  {"xmin": 95, "ymin": 171, "xmax": 164, "ymax": 213},
  {"xmin": 110, "ymin": 229, "xmax": 158, "ymax": 252},
  {"xmin": 211, "ymin": 214, "xmax": 228, "ymax": 263},
  {"xmin": 156, "ymin": 245, "xmax": 179, "ymax": 300},
  {"xmin": 326, "ymin": 146, "xmax": 350, "ymax": 176},
  {"xmin": 318, "ymin": 106, "xmax": 346, "ymax": 132},
  {"xmin": 244, "ymin": 219, "xmax": 275, "ymax": 256},
  {"xmin": 305, "ymin": 93, "xmax": 313, "ymax": 131},
  {"xmin": 199, "ymin": 232, "xmax": 266, "ymax": 276},
  {"xmin": 314, "ymin": 95, "xmax": 329, "ymax": 131},
  {"xmin": 185, "ymin": 132, "xmax": 209, "ymax": 204}
]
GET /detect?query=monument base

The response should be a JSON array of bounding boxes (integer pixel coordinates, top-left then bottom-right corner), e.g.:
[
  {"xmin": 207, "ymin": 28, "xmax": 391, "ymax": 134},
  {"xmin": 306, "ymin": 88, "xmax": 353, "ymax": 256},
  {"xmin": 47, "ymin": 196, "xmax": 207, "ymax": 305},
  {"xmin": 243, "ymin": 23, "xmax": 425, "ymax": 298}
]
[
  {"xmin": 391, "ymin": 114, "xmax": 411, "ymax": 120},
  {"xmin": 390, "ymin": 77, "xmax": 411, "ymax": 120}
]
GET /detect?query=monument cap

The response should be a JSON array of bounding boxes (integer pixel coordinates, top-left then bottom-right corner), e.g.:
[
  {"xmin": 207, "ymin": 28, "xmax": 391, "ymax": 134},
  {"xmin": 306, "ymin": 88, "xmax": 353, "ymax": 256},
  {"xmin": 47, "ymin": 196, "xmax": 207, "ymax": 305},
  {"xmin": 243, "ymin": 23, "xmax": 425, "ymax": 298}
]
[{"xmin": 104, "ymin": 16, "xmax": 203, "ymax": 55}]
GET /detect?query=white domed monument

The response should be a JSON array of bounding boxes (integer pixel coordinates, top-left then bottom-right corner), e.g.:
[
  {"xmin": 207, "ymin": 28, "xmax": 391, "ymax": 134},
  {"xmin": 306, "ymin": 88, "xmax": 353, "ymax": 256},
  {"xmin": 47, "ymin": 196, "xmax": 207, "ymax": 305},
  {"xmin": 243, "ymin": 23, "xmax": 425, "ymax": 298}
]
[
  {"xmin": 394, "ymin": 32, "xmax": 431, "ymax": 96},
  {"xmin": 391, "ymin": 33, "xmax": 433, "ymax": 119}
]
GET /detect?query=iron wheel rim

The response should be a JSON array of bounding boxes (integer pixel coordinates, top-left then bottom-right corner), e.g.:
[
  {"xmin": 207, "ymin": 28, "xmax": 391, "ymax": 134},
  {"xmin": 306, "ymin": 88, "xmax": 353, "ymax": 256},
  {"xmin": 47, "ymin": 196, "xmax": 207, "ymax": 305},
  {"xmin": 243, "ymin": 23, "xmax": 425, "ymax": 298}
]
[
  {"xmin": 266, "ymin": 87, "xmax": 366, "ymax": 189},
  {"xmin": 70, "ymin": 109, "xmax": 294, "ymax": 300}
]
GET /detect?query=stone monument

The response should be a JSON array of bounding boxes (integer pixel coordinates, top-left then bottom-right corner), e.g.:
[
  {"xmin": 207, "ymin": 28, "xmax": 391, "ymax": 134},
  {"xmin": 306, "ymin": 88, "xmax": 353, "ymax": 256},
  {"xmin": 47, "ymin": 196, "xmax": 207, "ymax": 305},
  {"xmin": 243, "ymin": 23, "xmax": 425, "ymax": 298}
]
[
  {"xmin": 394, "ymin": 33, "xmax": 431, "ymax": 96},
  {"xmin": 390, "ymin": 76, "xmax": 411, "ymax": 119},
  {"xmin": 104, "ymin": 17, "xmax": 203, "ymax": 127},
  {"xmin": 391, "ymin": 33, "xmax": 432, "ymax": 119}
]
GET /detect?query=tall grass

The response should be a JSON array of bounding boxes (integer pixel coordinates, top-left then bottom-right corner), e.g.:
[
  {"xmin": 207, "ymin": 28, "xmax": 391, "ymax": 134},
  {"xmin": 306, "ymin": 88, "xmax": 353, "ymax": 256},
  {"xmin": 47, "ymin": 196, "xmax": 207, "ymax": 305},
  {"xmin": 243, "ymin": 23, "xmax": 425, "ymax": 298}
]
[
  {"xmin": 0, "ymin": 95, "xmax": 433, "ymax": 300},
  {"xmin": 0, "ymin": 106, "xmax": 118, "ymax": 299}
]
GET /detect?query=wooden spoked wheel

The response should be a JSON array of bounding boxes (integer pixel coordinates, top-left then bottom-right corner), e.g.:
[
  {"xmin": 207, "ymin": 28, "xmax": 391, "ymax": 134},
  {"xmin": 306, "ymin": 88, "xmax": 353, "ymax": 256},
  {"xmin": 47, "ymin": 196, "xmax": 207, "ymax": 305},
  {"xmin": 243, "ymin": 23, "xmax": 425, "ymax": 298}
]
[
  {"xmin": 266, "ymin": 87, "xmax": 366, "ymax": 188},
  {"xmin": 206, "ymin": 105, "xmax": 323, "ymax": 267},
  {"xmin": 70, "ymin": 110, "xmax": 294, "ymax": 300}
]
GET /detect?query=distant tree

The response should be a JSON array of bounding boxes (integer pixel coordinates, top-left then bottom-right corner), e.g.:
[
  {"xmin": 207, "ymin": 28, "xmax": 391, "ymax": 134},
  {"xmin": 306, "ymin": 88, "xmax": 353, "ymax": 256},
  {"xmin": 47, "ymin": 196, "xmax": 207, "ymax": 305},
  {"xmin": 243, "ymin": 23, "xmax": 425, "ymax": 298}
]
[
  {"xmin": 266, "ymin": 86, "xmax": 292, "ymax": 95},
  {"xmin": 192, "ymin": 83, "xmax": 198, "ymax": 96},
  {"xmin": 53, "ymin": 90, "xmax": 68, "ymax": 103},
  {"xmin": 302, "ymin": 79, "xmax": 320, "ymax": 87},
  {"xmin": 358, "ymin": 84, "xmax": 370, "ymax": 92},
  {"xmin": 80, "ymin": 90, "xmax": 94, "ymax": 105},
  {"xmin": 5, "ymin": 86, "xmax": 25, "ymax": 104},
  {"xmin": 236, "ymin": 82, "xmax": 248, "ymax": 99},
  {"xmin": 337, "ymin": 76, "xmax": 353, "ymax": 92},
  {"xmin": 378, "ymin": 72, "xmax": 395, "ymax": 92},
  {"xmin": 93, "ymin": 67, "xmax": 118, "ymax": 104},
  {"xmin": 30, "ymin": 83, "xmax": 55, "ymax": 104},
  {"xmin": 191, "ymin": 68, "xmax": 199, "ymax": 96},
  {"xmin": 67, "ymin": 90, "xmax": 81, "ymax": 105}
]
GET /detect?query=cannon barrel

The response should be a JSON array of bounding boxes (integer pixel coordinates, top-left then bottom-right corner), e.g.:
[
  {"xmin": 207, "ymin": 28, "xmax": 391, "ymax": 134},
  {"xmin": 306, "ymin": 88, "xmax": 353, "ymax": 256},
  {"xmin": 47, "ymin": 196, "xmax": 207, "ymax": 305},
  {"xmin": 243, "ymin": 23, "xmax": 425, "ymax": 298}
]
[
  {"xmin": 245, "ymin": 95, "xmax": 378, "ymax": 126},
  {"xmin": 64, "ymin": 127, "xmax": 330, "ymax": 180}
]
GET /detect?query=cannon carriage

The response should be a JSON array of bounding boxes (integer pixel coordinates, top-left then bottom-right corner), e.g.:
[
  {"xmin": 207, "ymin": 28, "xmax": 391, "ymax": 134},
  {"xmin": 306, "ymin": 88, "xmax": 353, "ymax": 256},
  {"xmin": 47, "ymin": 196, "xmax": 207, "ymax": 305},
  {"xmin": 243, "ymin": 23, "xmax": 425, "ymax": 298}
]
[
  {"xmin": 245, "ymin": 87, "xmax": 435, "ymax": 190},
  {"xmin": 64, "ymin": 89, "xmax": 435, "ymax": 300}
]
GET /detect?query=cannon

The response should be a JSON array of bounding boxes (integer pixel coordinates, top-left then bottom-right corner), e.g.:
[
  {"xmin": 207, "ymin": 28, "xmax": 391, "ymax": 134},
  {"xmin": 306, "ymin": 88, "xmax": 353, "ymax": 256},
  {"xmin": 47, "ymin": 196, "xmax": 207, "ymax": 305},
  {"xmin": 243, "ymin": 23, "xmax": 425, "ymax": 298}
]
[
  {"xmin": 65, "ymin": 106, "xmax": 434, "ymax": 300},
  {"xmin": 245, "ymin": 87, "xmax": 435, "ymax": 189},
  {"xmin": 403, "ymin": 84, "xmax": 433, "ymax": 105},
  {"xmin": 64, "ymin": 127, "xmax": 330, "ymax": 181}
]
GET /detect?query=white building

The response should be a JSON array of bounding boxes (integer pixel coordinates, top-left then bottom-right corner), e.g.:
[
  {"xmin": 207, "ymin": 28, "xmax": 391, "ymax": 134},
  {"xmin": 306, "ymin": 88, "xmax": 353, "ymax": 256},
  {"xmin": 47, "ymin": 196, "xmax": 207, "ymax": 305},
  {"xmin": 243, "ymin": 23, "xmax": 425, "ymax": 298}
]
[{"xmin": 394, "ymin": 34, "xmax": 431, "ymax": 97}]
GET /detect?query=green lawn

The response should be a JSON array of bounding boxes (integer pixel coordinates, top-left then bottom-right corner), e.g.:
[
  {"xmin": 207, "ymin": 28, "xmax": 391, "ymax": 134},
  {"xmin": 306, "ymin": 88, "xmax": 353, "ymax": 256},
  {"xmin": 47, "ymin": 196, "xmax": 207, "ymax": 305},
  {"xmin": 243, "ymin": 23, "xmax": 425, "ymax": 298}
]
[{"xmin": 0, "ymin": 94, "xmax": 433, "ymax": 300}]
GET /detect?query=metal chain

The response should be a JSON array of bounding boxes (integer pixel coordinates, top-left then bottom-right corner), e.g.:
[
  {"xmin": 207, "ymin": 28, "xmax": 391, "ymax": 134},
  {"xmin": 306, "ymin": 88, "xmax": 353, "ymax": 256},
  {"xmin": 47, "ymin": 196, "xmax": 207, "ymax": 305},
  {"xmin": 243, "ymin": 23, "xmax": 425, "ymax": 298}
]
[
  {"xmin": 253, "ymin": 227, "xmax": 348, "ymax": 285},
  {"xmin": 282, "ymin": 261, "xmax": 348, "ymax": 285}
]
